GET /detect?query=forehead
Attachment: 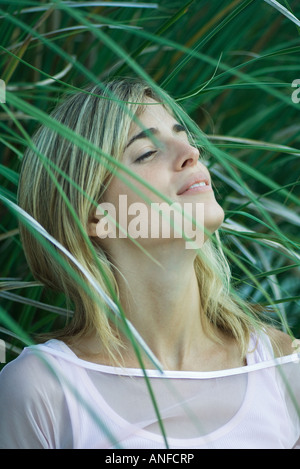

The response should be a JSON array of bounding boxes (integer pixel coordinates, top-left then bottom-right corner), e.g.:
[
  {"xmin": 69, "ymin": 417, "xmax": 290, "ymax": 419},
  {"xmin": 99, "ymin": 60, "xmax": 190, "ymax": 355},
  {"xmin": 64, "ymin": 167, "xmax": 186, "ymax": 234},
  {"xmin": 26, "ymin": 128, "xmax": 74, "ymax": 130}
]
[{"xmin": 129, "ymin": 99, "xmax": 175, "ymax": 135}]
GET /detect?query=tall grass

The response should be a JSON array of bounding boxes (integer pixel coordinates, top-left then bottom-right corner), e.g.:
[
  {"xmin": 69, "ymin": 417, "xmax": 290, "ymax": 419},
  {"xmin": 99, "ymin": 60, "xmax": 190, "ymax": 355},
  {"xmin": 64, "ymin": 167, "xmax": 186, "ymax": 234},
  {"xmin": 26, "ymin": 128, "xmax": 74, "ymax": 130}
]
[{"xmin": 0, "ymin": 0, "xmax": 299, "ymax": 393}]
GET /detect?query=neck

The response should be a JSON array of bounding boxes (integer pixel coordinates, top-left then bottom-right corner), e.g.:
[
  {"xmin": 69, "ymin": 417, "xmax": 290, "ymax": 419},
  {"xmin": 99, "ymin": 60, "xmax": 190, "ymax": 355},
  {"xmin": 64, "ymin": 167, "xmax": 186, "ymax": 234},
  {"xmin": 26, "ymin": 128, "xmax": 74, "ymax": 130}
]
[{"xmin": 111, "ymin": 242, "xmax": 209, "ymax": 370}]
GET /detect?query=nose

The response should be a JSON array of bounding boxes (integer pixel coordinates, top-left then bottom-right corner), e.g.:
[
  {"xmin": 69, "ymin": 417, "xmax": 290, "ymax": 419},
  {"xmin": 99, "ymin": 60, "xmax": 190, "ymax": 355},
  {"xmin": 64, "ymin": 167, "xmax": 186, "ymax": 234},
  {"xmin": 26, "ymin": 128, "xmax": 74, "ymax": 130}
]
[{"xmin": 173, "ymin": 139, "xmax": 200, "ymax": 170}]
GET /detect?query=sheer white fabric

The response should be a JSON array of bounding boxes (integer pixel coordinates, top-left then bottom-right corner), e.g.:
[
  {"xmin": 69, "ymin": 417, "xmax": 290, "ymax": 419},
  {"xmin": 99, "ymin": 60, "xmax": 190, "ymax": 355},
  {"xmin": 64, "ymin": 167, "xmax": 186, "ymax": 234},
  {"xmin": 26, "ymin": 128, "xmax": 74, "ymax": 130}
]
[{"xmin": 0, "ymin": 333, "xmax": 300, "ymax": 449}]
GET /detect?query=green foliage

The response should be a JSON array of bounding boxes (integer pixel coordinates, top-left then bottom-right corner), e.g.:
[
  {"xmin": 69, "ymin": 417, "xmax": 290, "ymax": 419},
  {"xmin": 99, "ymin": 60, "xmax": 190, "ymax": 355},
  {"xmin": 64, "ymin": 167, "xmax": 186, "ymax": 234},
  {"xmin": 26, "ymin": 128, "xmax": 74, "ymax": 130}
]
[{"xmin": 0, "ymin": 0, "xmax": 300, "ymax": 368}]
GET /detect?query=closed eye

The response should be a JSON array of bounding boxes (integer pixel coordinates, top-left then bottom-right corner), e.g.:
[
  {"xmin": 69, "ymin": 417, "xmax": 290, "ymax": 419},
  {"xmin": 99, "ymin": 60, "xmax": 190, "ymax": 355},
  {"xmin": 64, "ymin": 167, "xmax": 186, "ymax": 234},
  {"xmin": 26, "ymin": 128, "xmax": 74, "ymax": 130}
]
[
  {"xmin": 135, "ymin": 150, "xmax": 157, "ymax": 164},
  {"xmin": 132, "ymin": 123, "xmax": 190, "ymax": 164}
]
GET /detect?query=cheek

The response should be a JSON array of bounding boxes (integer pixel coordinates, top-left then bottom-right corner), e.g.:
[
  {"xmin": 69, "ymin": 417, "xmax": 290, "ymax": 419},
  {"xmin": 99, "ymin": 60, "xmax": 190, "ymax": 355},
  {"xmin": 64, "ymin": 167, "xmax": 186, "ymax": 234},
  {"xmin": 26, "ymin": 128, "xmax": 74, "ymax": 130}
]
[
  {"xmin": 106, "ymin": 168, "xmax": 168, "ymax": 207},
  {"xmin": 138, "ymin": 164, "xmax": 173, "ymax": 199}
]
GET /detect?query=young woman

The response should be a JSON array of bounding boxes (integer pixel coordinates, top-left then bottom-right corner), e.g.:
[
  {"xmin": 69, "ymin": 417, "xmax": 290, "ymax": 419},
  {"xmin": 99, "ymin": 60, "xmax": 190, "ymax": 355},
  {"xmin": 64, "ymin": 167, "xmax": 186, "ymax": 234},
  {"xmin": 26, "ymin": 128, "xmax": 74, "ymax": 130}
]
[{"xmin": 0, "ymin": 78, "xmax": 299, "ymax": 449}]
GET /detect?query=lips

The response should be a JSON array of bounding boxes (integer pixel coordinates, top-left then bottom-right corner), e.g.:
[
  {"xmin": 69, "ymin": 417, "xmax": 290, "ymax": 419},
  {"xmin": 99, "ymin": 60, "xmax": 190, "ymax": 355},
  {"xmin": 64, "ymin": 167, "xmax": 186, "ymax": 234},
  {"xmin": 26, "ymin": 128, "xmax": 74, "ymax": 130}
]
[{"xmin": 177, "ymin": 172, "xmax": 210, "ymax": 195}]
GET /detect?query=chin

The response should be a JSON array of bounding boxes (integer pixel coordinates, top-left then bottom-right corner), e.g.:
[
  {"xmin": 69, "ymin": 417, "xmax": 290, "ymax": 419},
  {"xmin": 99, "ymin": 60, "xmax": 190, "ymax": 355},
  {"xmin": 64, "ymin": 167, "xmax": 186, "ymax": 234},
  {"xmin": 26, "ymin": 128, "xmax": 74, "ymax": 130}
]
[{"xmin": 204, "ymin": 203, "xmax": 225, "ymax": 235}]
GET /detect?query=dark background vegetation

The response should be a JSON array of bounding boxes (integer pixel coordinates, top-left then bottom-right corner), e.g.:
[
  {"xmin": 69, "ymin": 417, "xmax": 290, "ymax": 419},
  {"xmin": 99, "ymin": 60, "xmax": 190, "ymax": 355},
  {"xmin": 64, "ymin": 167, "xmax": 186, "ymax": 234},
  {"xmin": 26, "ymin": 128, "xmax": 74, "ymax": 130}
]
[{"xmin": 0, "ymin": 0, "xmax": 299, "ymax": 367}]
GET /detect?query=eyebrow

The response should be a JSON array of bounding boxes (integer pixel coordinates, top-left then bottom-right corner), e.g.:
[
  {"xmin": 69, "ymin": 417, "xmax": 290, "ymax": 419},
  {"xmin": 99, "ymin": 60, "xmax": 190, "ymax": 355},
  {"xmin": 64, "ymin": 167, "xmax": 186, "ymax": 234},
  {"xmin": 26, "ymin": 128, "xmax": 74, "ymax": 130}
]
[{"xmin": 125, "ymin": 123, "xmax": 186, "ymax": 149}]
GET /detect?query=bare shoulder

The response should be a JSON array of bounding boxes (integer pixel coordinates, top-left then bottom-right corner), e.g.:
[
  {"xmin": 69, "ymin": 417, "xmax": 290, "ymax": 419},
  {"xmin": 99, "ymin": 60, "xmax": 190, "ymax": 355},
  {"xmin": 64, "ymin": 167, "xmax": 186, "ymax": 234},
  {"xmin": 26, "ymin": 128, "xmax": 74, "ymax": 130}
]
[{"xmin": 266, "ymin": 326, "xmax": 295, "ymax": 358}]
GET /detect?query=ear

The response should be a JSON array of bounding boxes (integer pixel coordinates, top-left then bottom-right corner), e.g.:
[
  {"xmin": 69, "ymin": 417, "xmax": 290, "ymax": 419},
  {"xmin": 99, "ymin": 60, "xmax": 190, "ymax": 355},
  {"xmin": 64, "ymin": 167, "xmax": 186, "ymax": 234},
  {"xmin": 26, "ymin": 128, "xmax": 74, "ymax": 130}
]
[
  {"xmin": 86, "ymin": 215, "xmax": 100, "ymax": 238},
  {"xmin": 87, "ymin": 213, "xmax": 116, "ymax": 240}
]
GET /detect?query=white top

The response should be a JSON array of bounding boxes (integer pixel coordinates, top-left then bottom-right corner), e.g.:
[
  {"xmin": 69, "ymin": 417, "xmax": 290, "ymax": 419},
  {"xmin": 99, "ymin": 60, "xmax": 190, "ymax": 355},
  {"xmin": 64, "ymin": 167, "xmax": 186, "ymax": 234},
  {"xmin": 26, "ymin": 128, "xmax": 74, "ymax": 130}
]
[{"xmin": 0, "ymin": 332, "xmax": 300, "ymax": 449}]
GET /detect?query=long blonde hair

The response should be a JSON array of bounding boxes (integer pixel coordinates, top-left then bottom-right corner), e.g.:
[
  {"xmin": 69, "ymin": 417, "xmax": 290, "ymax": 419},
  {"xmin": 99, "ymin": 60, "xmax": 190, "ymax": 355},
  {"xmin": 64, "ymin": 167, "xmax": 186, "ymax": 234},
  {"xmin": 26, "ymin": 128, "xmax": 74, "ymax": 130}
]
[{"xmin": 18, "ymin": 78, "xmax": 264, "ymax": 362}]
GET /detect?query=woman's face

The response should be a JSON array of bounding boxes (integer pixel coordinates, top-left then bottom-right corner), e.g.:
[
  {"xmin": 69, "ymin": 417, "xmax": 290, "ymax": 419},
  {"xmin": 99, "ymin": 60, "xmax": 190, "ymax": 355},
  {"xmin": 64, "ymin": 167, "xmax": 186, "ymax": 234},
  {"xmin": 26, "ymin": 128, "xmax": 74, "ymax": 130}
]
[{"xmin": 97, "ymin": 100, "xmax": 224, "ymax": 248}]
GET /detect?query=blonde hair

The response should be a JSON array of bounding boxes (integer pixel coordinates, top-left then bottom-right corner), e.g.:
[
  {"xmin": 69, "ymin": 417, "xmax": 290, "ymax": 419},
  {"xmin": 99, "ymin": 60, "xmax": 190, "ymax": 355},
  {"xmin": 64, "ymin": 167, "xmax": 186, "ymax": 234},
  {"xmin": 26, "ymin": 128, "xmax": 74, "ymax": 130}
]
[{"xmin": 18, "ymin": 78, "xmax": 264, "ymax": 363}]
